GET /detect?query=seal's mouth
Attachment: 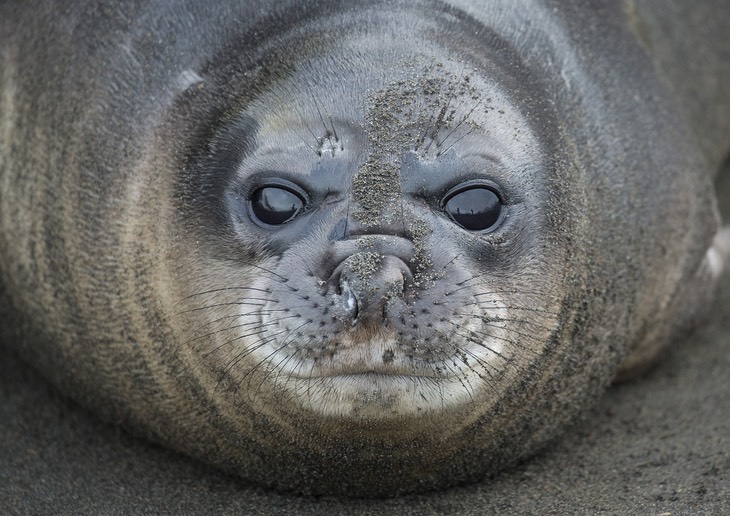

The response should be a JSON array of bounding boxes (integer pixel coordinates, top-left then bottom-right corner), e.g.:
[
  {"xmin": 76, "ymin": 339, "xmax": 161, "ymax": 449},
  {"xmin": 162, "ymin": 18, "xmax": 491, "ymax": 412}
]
[
  {"xmin": 269, "ymin": 342, "xmax": 491, "ymax": 419},
  {"xmin": 289, "ymin": 341, "xmax": 467, "ymax": 381}
]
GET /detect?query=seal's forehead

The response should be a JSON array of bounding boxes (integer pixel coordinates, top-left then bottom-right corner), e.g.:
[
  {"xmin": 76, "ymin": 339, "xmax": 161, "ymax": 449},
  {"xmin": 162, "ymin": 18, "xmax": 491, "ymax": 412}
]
[{"xmin": 244, "ymin": 61, "xmax": 540, "ymax": 180}]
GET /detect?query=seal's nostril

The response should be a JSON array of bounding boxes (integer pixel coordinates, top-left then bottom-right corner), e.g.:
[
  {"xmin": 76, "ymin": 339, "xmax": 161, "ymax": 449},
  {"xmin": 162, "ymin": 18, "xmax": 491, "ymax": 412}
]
[
  {"xmin": 340, "ymin": 280, "xmax": 359, "ymax": 323},
  {"xmin": 332, "ymin": 252, "xmax": 412, "ymax": 326}
]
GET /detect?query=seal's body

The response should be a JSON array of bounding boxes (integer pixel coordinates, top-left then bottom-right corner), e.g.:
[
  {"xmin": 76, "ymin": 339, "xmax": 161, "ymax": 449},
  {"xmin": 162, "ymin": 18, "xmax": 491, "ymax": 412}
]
[{"xmin": 1, "ymin": 0, "xmax": 729, "ymax": 496}]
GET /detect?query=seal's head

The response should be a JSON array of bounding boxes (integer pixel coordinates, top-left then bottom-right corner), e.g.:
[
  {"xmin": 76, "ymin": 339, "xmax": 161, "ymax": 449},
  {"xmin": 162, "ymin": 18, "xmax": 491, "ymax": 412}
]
[{"xmin": 163, "ymin": 7, "xmax": 586, "ymax": 494}]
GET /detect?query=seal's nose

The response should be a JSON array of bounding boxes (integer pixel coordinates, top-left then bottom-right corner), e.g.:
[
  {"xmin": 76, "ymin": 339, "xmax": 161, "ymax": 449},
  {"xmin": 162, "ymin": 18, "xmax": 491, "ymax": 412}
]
[{"xmin": 335, "ymin": 253, "xmax": 412, "ymax": 326}]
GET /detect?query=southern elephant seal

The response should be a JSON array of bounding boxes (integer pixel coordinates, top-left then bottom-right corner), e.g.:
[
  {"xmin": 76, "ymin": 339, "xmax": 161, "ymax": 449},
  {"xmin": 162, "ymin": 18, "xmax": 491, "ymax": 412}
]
[{"xmin": 1, "ymin": 0, "xmax": 729, "ymax": 497}]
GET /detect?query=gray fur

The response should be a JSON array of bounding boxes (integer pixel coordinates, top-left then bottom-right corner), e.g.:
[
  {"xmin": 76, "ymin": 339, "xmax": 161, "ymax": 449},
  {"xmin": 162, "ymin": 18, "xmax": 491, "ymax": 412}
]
[{"xmin": 0, "ymin": 0, "xmax": 728, "ymax": 497}]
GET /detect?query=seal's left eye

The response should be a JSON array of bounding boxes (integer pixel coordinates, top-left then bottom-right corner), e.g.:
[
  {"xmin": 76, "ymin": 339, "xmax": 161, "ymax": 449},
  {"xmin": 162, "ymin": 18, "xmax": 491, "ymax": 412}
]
[
  {"xmin": 250, "ymin": 186, "xmax": 305, "ymax": 225},
  {"xmin": 444, "ymin": 186, "xmax": 502, "ymax": 231}
]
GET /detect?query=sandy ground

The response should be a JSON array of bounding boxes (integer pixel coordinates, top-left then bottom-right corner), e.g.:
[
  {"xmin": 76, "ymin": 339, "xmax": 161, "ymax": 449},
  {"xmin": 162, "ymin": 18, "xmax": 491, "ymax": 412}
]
[{"xmin": 1, "ymin": 181, "xmax": 728, "ymax": 514}]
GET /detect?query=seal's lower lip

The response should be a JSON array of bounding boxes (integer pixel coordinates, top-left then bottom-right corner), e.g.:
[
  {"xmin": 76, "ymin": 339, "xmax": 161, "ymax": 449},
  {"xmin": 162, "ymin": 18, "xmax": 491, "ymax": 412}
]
[{"xmin": 285, "ymin": 358, "xmax": 460, "ymax": 380}]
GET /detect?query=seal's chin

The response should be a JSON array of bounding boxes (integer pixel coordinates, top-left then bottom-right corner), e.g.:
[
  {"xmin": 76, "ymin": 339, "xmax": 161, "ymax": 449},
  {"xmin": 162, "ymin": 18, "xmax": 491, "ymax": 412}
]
[{"xmin": 279, "ymin": 371, "xmax": 479, "ymax": 419}]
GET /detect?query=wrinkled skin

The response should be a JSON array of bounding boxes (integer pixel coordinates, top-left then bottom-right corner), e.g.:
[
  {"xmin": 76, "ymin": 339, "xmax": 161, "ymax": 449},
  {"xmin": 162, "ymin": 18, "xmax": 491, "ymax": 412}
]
[{"xmin": 1, "ymin": 0, "xmax": 728, "ymax": 497}]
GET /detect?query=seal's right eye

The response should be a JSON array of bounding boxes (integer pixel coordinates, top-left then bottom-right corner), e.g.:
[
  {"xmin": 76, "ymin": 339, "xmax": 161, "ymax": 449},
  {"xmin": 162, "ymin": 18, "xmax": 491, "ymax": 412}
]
[
  {"xmin": 250, "ymin": 186, "xmax": 305, "ymax": 226},
  {"xmin": 443, "ymin": 186, "xmax": 503, "ymax": 232}
]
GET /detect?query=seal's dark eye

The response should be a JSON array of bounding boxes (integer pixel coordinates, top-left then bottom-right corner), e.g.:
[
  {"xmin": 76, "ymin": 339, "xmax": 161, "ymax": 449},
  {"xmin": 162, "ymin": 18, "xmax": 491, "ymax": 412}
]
[
  {"xmin": 444, "ymin": 187, "xmax": 502, "ymax": 231},
  {"xmin": 250, "ymin": 186, "xmax": 305, "ymax": 225}
]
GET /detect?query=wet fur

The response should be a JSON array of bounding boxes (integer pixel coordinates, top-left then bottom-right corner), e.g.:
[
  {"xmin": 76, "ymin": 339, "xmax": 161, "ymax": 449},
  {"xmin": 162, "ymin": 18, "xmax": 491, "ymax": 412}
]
[{"xmin": 1, "ymin": 0, "xmax": 729, "ymax": 497}]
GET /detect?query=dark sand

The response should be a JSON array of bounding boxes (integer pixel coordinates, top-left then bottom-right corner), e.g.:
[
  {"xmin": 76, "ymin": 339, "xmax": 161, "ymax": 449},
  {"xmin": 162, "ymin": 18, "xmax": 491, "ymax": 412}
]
[{"xmin": 2, "ymin": 181, "xmax": 728, "ymax": 515}]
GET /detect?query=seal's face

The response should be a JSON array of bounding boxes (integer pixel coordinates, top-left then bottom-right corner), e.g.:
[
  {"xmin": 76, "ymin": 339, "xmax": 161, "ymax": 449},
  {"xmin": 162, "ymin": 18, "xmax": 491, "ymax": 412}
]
[{"xmin": 178, "ymin": 28, "xmax": 566, "ymax": 430}]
